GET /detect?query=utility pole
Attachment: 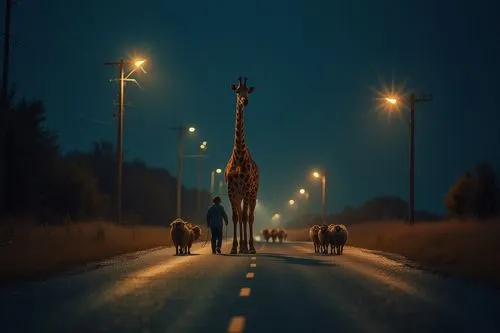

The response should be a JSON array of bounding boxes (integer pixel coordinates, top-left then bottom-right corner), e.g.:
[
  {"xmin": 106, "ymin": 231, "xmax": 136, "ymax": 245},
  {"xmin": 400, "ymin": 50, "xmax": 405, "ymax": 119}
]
[
  {"xmin": 196, "ymin": 142, "xmax": 207, "ymax": 220},
  {"xmin": 176, "ymin": 128, "xmax": 184, "ymax": 218},
  {"xmin": 321, "ymin": 173, "xmax": 327, "ymax": 225},
  {"xmin": 105, "ymin": 57, "xmax": 146, "ymax": 224},
  {"xmin": 0, "ymin": 0, "xmax": 12, "ymax": 216},
  {"xmin": 408, "ymin": 93, "xmax": 432, "ymax": 225},
  {"xmin": 171, "ymin": 126, "xmax": 196, "ymax": 218},
  {"xmin": 104, "ymin": 60, "xmax": 125, "ymax": 224}
]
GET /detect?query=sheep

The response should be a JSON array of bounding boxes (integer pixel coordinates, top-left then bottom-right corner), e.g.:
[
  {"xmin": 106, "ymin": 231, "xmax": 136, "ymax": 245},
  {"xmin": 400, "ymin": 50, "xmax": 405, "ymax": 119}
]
[
  {"xmin": 329, "ymin": 224, "xmax": 348, "ymax": 255},
  {"xmin": 261, "ymin": 228, "xmax": 271, "ymax": 242},
  {"xmin": 277, "ymin": 229, "xmax": 286, "ymax": 243},
  {"xmin": 317, "ymin": 224, "xmax": 330, "ymax": 254},
  {"xmin": 184, "ymin": 225, "xmax": 202, "ymax": 255},
  {"xmin": 170, "ymin": 218, "xmax": 190, "ymax": 255},
  {"xmin": 308, "ymin": 225, "xmax": 321, "ymax": 253},
  {"xmin": 270, "ymin": 228, "xmax": 278, "ymax": 242}
]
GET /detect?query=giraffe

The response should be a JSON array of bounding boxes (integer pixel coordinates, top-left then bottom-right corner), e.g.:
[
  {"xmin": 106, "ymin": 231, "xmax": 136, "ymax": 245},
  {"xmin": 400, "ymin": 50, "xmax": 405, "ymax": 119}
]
[{"xmin": 224, "ymin": 77, "xmax": 260, "ymax": 254}]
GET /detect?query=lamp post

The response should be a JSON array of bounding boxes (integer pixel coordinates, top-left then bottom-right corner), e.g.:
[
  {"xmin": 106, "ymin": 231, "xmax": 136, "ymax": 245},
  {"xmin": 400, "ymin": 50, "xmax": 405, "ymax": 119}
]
[
  {"xmin": 298, "ymin": 188, "xmax": 310, "ymax": 215},
  {"xmin": 384, "ymin": 92, "xmax": 432, "ymax": 225},
  {"xmin": 196, "ymin": 141, "xmax": 207, "ymax": 219},
  {"xmin": 104, "ymin": 57, "xmax": 146, "ymax": 224},
  {"xmin": 210, "ymin": 168, "xmax": 222, "ymax": 195},
  {"xmin": 312, "ymin": 171, "xmax": 327, "ymax": 225},
  {"xmin": 169, "ymin": 125, "xmax": 196, "ymax": 218}
]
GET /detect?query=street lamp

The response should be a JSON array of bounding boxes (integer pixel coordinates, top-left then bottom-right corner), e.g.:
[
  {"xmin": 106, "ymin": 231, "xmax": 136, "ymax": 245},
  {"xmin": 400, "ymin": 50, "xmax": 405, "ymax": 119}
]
[
  {"xmin": 196, "ymin": 141, "xmax": 208, "ymax": 219},
  {"xmin": 298, "ymin": 187, "xmax": 310, "ymax": 215},
  {"xmin": 210, "ymin": 168, "xmax": 222, "ymax": 195},
  {"xmin": 383, "ymin": 92, "xmax": 432, "ymax": 225},
  {"xmin": 312, "ymin": 170, "xmax": 327, "ymax": 225},
  {"xmin": 288, "ymin": 199, "xmax": 295, "ymax": 206},
  {"xmin": 169, "ymin": 125, "xmax": 196, "ymax": 218},
  {"xmin": 104, "ymin": 57, "xmax": 147, "ymax": 224}
]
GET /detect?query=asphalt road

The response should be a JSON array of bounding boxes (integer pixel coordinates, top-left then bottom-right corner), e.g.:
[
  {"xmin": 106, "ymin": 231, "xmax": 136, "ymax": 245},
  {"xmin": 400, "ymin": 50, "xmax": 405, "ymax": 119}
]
[{"xmin": 1, "ymin": 240, "xmax": 500, "ymax": 333}]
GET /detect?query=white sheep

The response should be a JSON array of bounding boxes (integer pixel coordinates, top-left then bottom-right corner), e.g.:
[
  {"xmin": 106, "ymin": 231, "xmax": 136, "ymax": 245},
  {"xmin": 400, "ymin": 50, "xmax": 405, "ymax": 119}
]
[
  {"xmin": 308, "ymin": 225, "xmax": 321, "ymax": 253},
  {"xmin": 277, "ymin": 229, "xmax": 286, "ymax": 243},
  {"xmin": 170, "ymin": 218, "xmax": 190, "ymax": 255},
  {"xmin": 270, "ymin": 228, "xmax": 278, "ymax": 242},
  {"xmin": 329, "ymin": 224, "xmax": 348, "ymax": 255},
  {"xmin": 261, "ymin": 228, "xmax": 271, "ymax": 242},
  {"xmin": 317, "ymin": 224, "xmax": 330, "ymax": 254},
  {"xmin": 184, "ymin": 225, "xmax": 202, "ymax": 255}
]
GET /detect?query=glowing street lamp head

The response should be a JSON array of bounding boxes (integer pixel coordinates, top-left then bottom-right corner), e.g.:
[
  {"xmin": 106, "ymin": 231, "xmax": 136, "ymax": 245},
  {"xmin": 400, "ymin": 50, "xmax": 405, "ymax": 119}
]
[
  {"xmin": 299, "ymin": 188, "xmax": 306, "ymax": 195},
  {"xmin": 289, "ymin": 199, "xmax": 295, "ymax": 206},
  {"xmin": 200, "ymin": 144, "xmax": 206, "ymax": 150},
  {"xmin": 385, "ymin": 97, "xmax": 398, "ymax": 105},
  {"xmin": 134, "ymin": 59, "xmax": 146, "ymax": 68},
  {"xmin": 202, "ymin": 141, "xmax": 207, "ymax": 146},
  {"xmin": 272, "ymin": 213, "xmax": 281, "ymax": 221},
  {"xmin": 188, "ymin": 126, "xmax": 196, "ymax": 133},
  {"xmin": 312, "ymin": 171, "xmax": 320, "ymax": 179},
  {"xmin": 215, "ymin": 168, "xmax": 222, "ymax": 174}
]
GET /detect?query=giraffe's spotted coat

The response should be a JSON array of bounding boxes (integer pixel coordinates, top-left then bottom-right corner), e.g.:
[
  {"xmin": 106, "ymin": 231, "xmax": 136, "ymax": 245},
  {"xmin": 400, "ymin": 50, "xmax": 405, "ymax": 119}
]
[{"xmin": 225, "ymin": 77, "xmax": 260, "ymax": 254}]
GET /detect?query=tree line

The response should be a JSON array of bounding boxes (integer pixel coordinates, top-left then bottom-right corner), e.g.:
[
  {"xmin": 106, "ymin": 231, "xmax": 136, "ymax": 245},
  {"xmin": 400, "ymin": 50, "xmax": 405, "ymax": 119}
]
[
  {"xmin": 288, "ymin": 163, "xmax": 500, "ymax": 227},
  {"xmin": 1, "ymin": 94, "xmax": 212, "ymax": 225}
]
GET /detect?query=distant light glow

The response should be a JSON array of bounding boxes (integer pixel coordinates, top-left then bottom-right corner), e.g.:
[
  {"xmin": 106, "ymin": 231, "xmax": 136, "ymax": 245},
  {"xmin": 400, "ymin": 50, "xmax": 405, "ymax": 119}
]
[
  {"xmin": 188, "ymin": 126, "xmax": 196, "ymax": 133},
  {"xmin": 215, "ymin": 168, "xmax": 222, "ymax": 174},
  {"xmin": 272, "ymin": 213, "xmax": 281, "ymax": 221},
  {"xmin": 202, "ymin": 141, "xmax": 207, "ymax": 145},
  {"xmin": 254, "ymin": 235, "xmax": 261, "ymax": 242},
  {"xmin": 288, "ymin": 199, "xmax": 295, "ymax": 206},
  {"xmin": 312, "ymin": 171, "xmax": 320, "ymax": 178},
  {"xmin": 299, "ymin": 188, "xmax": 306, "ymax": 194}
]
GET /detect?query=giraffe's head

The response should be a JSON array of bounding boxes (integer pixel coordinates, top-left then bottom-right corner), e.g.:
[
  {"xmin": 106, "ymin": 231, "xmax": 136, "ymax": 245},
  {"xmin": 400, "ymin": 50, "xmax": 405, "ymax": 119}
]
[{"xmin": 231, "ymin": 77, "xmax": 255, "ymax": 107}]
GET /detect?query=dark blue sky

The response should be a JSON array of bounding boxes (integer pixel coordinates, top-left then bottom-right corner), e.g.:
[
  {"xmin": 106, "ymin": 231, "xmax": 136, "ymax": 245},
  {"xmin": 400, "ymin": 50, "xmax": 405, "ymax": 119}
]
[{"xmin": 5, "ymin": 0, "xmax": 500, "ymax": 216}]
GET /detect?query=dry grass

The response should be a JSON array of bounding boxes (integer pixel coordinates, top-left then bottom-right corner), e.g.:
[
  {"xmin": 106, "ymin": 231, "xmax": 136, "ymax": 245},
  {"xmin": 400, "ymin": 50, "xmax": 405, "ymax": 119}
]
[
  {"xmin": 0, "ymin": 221, "xmax": 174, "ymax": 283},
  {"xmin": 286, "ymin": 220, "xmax": 500, "ymax": 288}
]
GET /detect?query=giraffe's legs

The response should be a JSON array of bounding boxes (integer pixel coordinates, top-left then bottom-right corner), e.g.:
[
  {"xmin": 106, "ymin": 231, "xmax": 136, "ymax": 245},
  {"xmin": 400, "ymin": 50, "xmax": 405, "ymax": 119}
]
[
  {"xmin": 239, "ymin": 200, "xmax": 249, "ymax": 254},
  {"xmin": 230, "ymin": 198, "xmax": 241, "ymax": 255},
  {"xmin": 248, "ymin": 198, "xmax": 257, "ymax": 254}
]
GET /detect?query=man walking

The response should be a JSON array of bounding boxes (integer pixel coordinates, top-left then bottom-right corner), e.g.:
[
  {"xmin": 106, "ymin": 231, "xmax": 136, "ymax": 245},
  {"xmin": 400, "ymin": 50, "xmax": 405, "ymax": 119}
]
[{"xmin": 206, "ymin": 196, "xmax": 229, "ymax": 254}]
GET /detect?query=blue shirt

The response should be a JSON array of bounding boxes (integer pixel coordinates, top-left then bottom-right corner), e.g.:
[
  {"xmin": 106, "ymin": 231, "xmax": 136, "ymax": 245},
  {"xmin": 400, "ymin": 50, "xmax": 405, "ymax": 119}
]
[{"xmin": 206, "ymin": 203, "xmax": 229, "ymax": 228}]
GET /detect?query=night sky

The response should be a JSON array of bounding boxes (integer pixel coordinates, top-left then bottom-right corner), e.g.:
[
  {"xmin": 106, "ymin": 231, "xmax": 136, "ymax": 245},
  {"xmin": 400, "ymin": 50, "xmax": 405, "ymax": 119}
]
[{"xmin": 5, "ymin": 0, "xmax": 500, "ymax": 216}]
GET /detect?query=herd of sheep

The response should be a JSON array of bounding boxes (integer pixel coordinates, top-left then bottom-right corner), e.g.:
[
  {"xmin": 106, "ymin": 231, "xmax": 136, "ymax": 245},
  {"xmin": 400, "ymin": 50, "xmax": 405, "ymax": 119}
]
[
  {"xmin": 168, "ymin": 219, "xmax": 347, "ymax": 256},
  {"xmin": 260, "ymin": 228, "xmax": 287, "ymax": 243},
  {"xmin": 170, "ymin": 218, "xmax": 202, "ymax": 255},
  {"xmin": 309, "ymin": 224, "xmax": 348, "ymax": 255}
]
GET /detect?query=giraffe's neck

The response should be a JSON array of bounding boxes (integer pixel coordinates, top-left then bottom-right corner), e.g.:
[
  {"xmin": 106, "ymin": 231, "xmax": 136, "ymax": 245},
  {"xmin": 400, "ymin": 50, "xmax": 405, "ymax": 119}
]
[{"xmin": 233, "ymin": 103, "xmax": 248, "ymax": 156}]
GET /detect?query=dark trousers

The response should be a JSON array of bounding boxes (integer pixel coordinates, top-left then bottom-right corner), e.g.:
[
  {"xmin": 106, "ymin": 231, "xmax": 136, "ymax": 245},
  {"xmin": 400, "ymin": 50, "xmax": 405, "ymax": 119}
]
[{"xmin": 210, "ymin": 226, "xmax": 223, "ymax": 252}]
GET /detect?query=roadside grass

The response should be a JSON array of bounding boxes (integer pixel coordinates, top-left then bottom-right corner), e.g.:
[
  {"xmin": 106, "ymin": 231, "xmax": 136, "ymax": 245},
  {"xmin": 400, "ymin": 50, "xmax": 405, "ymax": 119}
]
[
  {"xmin": 0, "ymin": 220, "xmax": 176, "ymax": 283},
  {"xmin": 285, "ymin": 220, "xmax": 500, "ymax": 288}
]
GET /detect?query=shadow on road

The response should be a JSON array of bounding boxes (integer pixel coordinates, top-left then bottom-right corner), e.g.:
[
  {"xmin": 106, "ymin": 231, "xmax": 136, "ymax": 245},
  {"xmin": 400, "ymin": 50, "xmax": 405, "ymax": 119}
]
[{"xmin": 260, "ymin": 253, "xmax": 338, "ymax": 267}]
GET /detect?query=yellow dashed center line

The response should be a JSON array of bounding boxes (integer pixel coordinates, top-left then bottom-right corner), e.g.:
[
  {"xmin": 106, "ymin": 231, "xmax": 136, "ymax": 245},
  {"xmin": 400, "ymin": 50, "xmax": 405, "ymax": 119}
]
[
  {"xmin": 250, "ymin": 263, "xmax": 256, "ymax": 268},
  {"xmin": 239, "ymin": 287, "xmax": 251, "ymax": 297},
  {"xmin": 245, "ymin": 272, "xmax": 255, "ymax": 279},
  {"xmin": 227, "ymin": 316, "xmax": 246, "ymax": 333}
]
